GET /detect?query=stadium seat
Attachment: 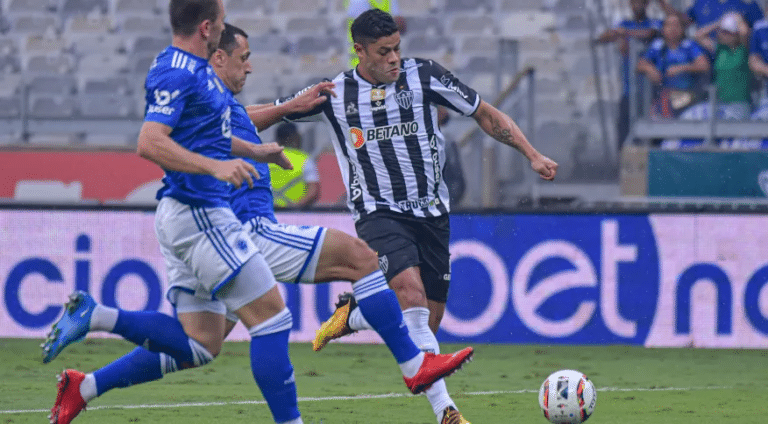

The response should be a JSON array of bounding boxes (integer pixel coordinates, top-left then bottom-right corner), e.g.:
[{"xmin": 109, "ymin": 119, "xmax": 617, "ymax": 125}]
[
  {"xmin": 69, "ymin": 33, "xmax": 125, "ymax": 55},
  {"xmin": 25, "ymin": 54, "xmax": 75, "ymax": 74},
  {"xmin": 0, "ymin": 95, "xmax": 22, "ymax": 118},
  {"xmin": 128, "ymin": 52, "xmax": 157, "ymax": 75},
  {"xmin": 553, "ymin": 0, "xmax": 587, "ymax": 12},
  {"xmin": 28, "ymin": 94, "xmax": 78, "ymax": 118},
  {"xmin": 8, "ymin": 0, "xmax": 54, "ymax": 14},
  {"xmin": 83, "ymin": 132, "xmax": 136, "ymax": 147},
  {"xmin": 129, "ymin": 35, "xmax": 170, "ymax": 55},
  {"xmin": 11, "ymin": 15, "xmax": 58, "ymax": 34},
  {"xmin": 449, "ymin": 15, "xmax": 495, "ymax": 35},
  {"xmin": 293, "ymin": 36, "xmax": 342, "ymax": 55},
  {"xmin": 226, "ymin": 0, "xmax": 272, "ymax": 14},
  {"xmin": 77, "ymin": 51, "xmax": 129, "ymax": 75},
  {"xmin": 120, "ymin": 15, "xmax": 168, "ymax": 35},
  {"xmin": 61, "ymin": 0, "xmax": 108, "ymax": 18},
  {"xmin": 115, "ymin": 0, "xmax": 162, "ymax": 14},
  {"xmin": 403, "ymin": 15, "xmax": 443, "ymax": 36},
  {"xmin": 64, "ymin": 15, "xmax": 112, "ymax": 35},
  {"xmin": 79, "ymin": 93, "xmax": 135, "ymax": 118},
  {"xmin": 284, "ymin": 17, "xmax": 329, "ymax": 35},
  {"xmin": 315, "ymin": 151, "xmax": 345, "ymax": 206},
  {"xmin": 28, "ymin": 74, "xmax": 77, "ymax": 95},
  {"xmin": 80, "ymin": 75, "xmax": 132, "ymax": 94},
  {"xmin": 406, "ymin": 35, "xmax": 452, "ymax": 55},
  {"xmin": 230, "ymin": 16, "xmax": 275, "ymax": 36},
  {"xmin": 25, "ymin": 35, "xmax": 68, "ymax": 54},
  {"xmin": 459, "ymin": 36, "xmax": 499, "ymax": 57},
  {"xmin": 277, "ymin": 0, "xmax": 324, "ymax": 14},
  {"xmin": 445, "ymin": 0, "xmax": 491, "ymax": 13},
  {"xmin": 248, "ymin": 33, "xmax": 289, "ymax": 53},
  {"xmin": 247, "ymin": 52, "xmax": 290, "ymax": 75},
  {"xmin": 498, "ymin": 0, "xmax": 545, "ymax": 11},
  {"xmin": 498, "ymin": 11, "xmax": 555, "ymax": 38},
  {"xmin": 0, "ymin": 52, "xmax": 20, "ymax": 74},
  {"xmin": 400, "ymin": 0, "xmax": 434, "ymax": 15},
  {"xmin": 0, "ymin": 74, "xmax": 22, "ymax": 96}
]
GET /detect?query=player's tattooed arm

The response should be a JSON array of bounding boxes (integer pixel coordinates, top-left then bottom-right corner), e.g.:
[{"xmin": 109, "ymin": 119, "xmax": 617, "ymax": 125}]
[{"xmin": 472, "ymin": 100, "xmax": 558, "ymax": 181}]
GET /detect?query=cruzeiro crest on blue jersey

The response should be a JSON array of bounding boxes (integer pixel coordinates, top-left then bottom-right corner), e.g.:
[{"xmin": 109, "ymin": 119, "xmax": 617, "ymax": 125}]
[{"xmin": 144, "ymin": 46, "xmax": 234, "ymax": 207}]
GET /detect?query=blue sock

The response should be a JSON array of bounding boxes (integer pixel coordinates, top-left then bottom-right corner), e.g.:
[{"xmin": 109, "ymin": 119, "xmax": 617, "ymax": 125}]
[
  {"xmin": 112, "ymin": 311, "xmax": 195, "ymax": 366},
  {"xmin": 353, "ymin": 271, "xmax": 421, "ymax": 363},
  {"xmin": 249, "ymin": 309, "xmax": 300, "ymax": 423},
  {"xmin": 93, "ymin": 347, "xmax": 163, "ymax": 396}
]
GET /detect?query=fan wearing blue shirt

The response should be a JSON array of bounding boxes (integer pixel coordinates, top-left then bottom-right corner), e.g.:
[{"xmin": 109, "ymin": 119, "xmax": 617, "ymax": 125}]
[
  {"xmin": 657, "ymin": 0, "xmax": 764, "ymax": 28},
  {"xmin": 594, "ymin": 0, "xmax": 662, "ymax": 146},
  {"xmin": 637, "ymin": 14, "xmax": 711, "ymax": 118}
]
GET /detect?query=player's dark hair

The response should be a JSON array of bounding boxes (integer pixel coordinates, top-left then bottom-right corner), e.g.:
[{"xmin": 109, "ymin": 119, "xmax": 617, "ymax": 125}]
[
  {"xmin": 219, "ymin": 23, "xmax": 248, "ymax": 55},
  {"xmin": 169, "ymin": 0, "xmax": 220, "ymax": 37},
  {"xmin": 351, "ymin": 8, "xmax": 399, "ymax": 47},
  {"xmin": 276, "ymin": 122, "xmax": 298, "ymax": 143}
]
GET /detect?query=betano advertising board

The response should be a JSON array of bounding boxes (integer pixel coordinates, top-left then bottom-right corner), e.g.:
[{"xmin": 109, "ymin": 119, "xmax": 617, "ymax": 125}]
[{"xmin": 1, "ymin": 210, "xmax": 767, "ymax": 348}]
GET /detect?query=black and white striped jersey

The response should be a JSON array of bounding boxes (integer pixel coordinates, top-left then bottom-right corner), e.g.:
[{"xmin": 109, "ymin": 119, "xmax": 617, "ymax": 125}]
[{"xmin": 279, "ymin": 58, "xmax": 481, "ymax": 221}]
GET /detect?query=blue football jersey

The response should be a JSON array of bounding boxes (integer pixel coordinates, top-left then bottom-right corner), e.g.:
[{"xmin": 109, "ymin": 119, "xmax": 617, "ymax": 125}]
[
  {"xmin": 687, "ymin": 0, "xmax": 764, "ymax": 27},
  {"xmin": 144, "ymin": 46, "xmax": 234, "ymax": 207},
  {"xmin": 617, "ymin": 18, "xmax": 663, "ymax": 94},
  {"xmin": 228, "ymin": 95, "xmax": 277, "ymax": 223},
  {"xmin": 644, "ymin": 38, "xmax": 707, "ymax": 90}
]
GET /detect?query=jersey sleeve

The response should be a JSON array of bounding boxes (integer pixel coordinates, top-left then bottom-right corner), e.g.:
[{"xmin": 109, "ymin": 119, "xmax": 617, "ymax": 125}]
[
  {"xmin": 422, "ymin": 59, "xmax": 481, "ymax": 116},
  {"xmin": 144, "ymin": 68, "xmax": 197, "ymax": 129},
  {"xmin": 302, "ymin": 158, "xmax": 320, "ymax": 183}
]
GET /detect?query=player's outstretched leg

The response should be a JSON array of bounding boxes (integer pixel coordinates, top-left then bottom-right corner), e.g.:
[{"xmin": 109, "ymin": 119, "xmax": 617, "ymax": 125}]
[
  {"xmin": 49, "ymin": 369, "xmax": 87, "ymax": 424},
  {"xmin": 403, "ymin": 347, "xmax": 474, "ymax": 394},
  {"xmin": 42, "ymin": 292, "xmax": 95, "ymax": 363}
]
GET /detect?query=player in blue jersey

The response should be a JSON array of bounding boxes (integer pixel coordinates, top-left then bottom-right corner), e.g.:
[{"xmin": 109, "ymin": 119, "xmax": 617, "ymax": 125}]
[{"xmin": 41, "ymin": 2, "xmax": 309, "ymax": 424}]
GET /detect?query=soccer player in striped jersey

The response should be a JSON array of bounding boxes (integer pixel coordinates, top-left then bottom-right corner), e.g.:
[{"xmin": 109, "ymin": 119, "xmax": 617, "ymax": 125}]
[
  {"xmin": 273, "ymin": 9, "xmax": 558, "ymax": 424},
  {"xmin": 42, "ymin": 2, "xmax": 308, "ymax": 423}
]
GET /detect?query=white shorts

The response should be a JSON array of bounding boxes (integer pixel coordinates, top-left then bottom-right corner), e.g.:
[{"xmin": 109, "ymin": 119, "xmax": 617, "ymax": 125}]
[
  {"xmin": 155, "ymin": 197, "xmax": 260, "ymax": 301},
  {"xmin": 245, "ymin": 216, "xmax": 327, "ymax": 284}
]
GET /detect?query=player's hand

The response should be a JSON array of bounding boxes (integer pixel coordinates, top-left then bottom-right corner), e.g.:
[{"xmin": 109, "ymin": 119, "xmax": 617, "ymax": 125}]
[
  {"xmin": 530, "ymin": 155, "xmax": 558, "ymax": 181},
  {"xmin": 289, "ymin": 81, "xmax": 337, "ymax": 113},
  {"xmin": 212, "ymin": 158, "xmax": 260, "ymax": 189},
  {"xmin": 250, "ymin": 142, "xmax": 293, "ymax": 170}
]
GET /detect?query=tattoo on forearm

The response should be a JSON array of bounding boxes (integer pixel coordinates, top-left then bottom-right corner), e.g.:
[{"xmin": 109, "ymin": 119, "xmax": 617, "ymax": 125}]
[{"xmin": 490, "ymin": 116, "xmax": 515, "ymax": 146}]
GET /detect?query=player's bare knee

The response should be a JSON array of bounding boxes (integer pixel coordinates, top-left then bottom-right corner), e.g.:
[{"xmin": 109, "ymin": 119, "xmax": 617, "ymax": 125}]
[{"xmin": 348, "ymin": 238, "xmax": 379, "ymax": 276}]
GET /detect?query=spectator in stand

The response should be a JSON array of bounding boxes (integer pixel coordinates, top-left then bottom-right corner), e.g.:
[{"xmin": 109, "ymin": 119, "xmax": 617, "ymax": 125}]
[
  {"xmin": 637, "ymin": 13, "xmax": 711, "ymax": 119},
  {"xmin": 594, "ymin": 0, "xmax": 662, "ymax": 148},
  {"xmin": 690, "ymin": 12, "xmax": 752, "ymax": 121},
  {"xmin": 656, "ymin": 0, "xmax": 764, "ymax": 29},
  {"xmin": 270, "ymin": 122, "xmax": 320, "ymax": 209},
  {"xmin": 346, "ymin": 0, "xmax": 407, "ymax": 68}
]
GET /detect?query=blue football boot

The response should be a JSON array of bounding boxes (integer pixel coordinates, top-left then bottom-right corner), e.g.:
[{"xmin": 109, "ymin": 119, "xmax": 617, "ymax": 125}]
[{"xmin": 42, "ymin": 291, "xmax": 96, "ymax": 364}]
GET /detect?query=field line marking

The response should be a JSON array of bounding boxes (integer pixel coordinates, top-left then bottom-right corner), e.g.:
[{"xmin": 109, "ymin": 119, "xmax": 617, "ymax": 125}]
[{"xmin": 0, "ymin": 386, "xmax": 732, "ymax": 415}]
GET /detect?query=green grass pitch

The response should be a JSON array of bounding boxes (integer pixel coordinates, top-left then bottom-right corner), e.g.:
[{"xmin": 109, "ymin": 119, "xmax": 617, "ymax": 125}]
[{"xmin": 1, "ymin": 338, "xmax": 766, "ymax": 423}]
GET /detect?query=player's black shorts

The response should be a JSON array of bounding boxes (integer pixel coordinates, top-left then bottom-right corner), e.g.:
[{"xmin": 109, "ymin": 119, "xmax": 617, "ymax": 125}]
[{"xmin": 355, "ymin": 210, "xmax": 451, "ymax": 303}]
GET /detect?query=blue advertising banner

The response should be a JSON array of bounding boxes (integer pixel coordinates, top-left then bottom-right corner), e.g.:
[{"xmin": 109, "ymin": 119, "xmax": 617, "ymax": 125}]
[{"xmin": 1, "ymin": 210, "xmax": 767, "ymax": 348}]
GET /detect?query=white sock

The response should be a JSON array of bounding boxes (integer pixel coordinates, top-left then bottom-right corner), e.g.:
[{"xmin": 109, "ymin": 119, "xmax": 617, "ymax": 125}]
[
  {"xmin": 89, "ymin": 305, "xmax": 119, "ymax": 332},
  {"xmin": 402, "ymin": 307, "xmax": 455, "ymax": 419},
  {"xmin": 347, "ymin": 306, "xmax": 372, "ymax": 331},
  {"xmin": 80, "ymin": 373, "xmax": 98, "ymax": 403},
  {"xmin": 278, "ymin": 417, "xmax": 303, "ymax": 424},
  {"xmin": 399, "ymin": 351, "xmax": 425, "ymax": 378}
]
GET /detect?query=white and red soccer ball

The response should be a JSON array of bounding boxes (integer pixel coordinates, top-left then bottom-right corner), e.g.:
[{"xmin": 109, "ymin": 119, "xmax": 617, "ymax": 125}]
[{"xmin": 538, "ymin": 369, "xmax": 597, "ymax": 424}]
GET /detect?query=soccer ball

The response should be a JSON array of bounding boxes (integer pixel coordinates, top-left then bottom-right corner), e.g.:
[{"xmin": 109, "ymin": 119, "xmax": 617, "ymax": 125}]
[{"xmin": 538, "ymin": 369, "xmax": 597, "ymax": 424}]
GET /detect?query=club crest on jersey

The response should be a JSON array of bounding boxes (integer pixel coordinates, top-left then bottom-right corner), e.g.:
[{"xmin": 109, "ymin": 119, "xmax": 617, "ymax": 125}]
[
  {"xmin": 371, "ymin": 88, "xmax": 385, "ymax": 101},
  {"xmin": 395, "ymin": 90, "xmax": 414, "ymax": 109},
  {"xmin": 378, "ymin": 255, "xmax": 389, "ymax": 273},
  {"xmin": 346, "ymin": 102, "xmax": 358, "ymax": 115}
]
